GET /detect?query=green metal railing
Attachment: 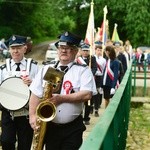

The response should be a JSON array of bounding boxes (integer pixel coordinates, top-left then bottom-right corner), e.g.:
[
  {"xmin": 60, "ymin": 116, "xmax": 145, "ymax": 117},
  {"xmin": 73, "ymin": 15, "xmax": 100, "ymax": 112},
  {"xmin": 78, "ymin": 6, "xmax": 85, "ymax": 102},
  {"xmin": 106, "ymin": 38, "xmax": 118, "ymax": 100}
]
[
  {"xmin": 132, "ymin": 59, "xmax": 149, "ymax": 96},
  {"xmin": 80, "ymin": 62, "xmax": 132, "ymax": 150}
]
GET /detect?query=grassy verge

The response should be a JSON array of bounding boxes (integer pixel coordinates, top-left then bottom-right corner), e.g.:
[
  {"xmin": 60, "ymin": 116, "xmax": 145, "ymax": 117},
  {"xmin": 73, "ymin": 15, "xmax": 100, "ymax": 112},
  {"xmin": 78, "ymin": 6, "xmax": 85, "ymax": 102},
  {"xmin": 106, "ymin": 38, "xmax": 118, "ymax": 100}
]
[{"xmin": 126, "ymin": 103, "xmax": 150, "ymax": 150}]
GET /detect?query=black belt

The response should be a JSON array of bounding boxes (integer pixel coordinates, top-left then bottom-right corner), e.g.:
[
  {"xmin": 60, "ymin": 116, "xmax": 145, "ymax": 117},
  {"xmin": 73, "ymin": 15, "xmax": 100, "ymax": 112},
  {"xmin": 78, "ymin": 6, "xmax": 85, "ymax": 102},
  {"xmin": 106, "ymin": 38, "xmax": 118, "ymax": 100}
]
[
  {"xmin": 95, "ymin": 75, "xmax": 102, "ymax": 77},
  {"xmin": 49, "ymin": 115, "xmax": 82, "ymax": 127}
]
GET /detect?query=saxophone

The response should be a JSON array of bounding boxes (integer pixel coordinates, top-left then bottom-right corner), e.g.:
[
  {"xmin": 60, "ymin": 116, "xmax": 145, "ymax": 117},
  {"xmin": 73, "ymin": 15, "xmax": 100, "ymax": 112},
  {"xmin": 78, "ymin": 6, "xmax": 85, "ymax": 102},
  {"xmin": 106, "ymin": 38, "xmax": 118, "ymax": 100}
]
[{"xmin": 31, "ymin": 67, "xmax": 64, "ymax": 150}]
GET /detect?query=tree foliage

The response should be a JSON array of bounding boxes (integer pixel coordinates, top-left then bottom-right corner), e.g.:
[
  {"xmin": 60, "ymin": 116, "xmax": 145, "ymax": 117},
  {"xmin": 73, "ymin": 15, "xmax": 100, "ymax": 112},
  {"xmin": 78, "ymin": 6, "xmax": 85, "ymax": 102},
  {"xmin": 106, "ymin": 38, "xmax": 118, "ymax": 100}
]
[
  {"xmin": 0, "ymin": 0, "xmax": 149, "ymax": 47},
  {"xmin": 125, "ymin": 0, "xmax": 150, "ymax": 47}
]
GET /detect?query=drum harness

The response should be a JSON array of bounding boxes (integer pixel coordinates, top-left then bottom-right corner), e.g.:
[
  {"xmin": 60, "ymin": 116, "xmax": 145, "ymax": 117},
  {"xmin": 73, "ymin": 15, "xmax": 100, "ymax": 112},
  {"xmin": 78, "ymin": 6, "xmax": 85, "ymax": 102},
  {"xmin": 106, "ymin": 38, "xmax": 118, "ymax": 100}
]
[{"xmin": 4, "ymin": 58, "xmax": 33, "ymax": 119}]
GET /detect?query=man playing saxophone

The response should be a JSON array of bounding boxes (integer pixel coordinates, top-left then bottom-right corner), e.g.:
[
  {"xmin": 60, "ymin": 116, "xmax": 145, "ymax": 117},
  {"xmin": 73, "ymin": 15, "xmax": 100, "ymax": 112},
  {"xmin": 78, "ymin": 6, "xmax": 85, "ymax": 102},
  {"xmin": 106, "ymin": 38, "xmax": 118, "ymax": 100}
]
[{"xmin": 29, "ymin": 31, "xmax": 97, "ymax": 150}]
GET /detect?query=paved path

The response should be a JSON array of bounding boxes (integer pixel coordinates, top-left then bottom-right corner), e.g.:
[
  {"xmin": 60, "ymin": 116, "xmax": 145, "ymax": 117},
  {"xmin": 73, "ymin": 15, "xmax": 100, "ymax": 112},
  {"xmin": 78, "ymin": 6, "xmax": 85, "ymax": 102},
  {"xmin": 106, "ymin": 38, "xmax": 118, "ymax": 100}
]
[
  {"xmin": 83, "ymin": 101, "xmax": 105, "ymax": 140},
  {"xmin": 0, "ymin": 104, "xmax": 105, "ymax": 150}
]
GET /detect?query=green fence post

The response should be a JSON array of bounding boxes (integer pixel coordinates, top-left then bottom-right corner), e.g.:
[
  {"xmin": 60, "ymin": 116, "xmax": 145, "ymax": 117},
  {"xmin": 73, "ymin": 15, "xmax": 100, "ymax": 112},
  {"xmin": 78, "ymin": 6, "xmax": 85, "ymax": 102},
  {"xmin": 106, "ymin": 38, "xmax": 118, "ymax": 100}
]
[
  {"xmin": 132, "ymin": 60, "xmax": 136, "ymax": 96},
  {"xmin": 143, "ymin": 60, "xmax": 147, "ymax": 96},
  {"xmin": 79, "ymin": 63, "xmax": 132, "ymax": 150}
]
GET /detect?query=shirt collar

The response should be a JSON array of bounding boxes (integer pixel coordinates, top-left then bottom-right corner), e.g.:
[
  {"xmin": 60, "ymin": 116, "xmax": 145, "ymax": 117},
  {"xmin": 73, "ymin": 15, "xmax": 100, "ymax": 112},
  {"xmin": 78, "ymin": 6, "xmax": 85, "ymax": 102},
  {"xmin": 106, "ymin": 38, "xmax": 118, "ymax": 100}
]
[
  {"xmin": 11, "ymin": 57, "xmax": 26, "ymax": 67},
  {"xmin": 57, "ymin": 62, "xmax": 74, "ymax": 70}
]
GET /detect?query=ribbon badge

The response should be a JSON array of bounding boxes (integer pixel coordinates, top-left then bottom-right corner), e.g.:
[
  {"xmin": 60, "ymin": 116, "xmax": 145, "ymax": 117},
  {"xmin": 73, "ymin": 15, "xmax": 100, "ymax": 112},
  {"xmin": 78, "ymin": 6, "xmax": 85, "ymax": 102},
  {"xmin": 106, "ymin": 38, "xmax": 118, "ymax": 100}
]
[
  {"xmin": 63, "ymin": 80, "xmax": 73, "ymax": 95},
  {"xmin": 21, "ymin": 70, "xmax": 29, "ymax": 78}
]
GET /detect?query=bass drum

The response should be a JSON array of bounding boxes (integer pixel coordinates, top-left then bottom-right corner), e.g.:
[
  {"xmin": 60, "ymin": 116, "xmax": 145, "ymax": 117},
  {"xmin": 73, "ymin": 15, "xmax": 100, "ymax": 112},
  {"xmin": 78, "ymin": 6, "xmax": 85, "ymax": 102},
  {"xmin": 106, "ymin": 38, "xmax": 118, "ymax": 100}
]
[{"xmin": 0, "ymin": 77, "xmax": 30, "ymax": 111}]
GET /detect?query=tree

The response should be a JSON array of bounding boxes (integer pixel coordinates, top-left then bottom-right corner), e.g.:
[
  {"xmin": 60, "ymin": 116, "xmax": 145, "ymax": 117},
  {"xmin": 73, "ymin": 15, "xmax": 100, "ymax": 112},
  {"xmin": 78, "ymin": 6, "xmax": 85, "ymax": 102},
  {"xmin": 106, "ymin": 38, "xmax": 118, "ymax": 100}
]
[
  {"xmin": 125, "ymin": 0, "xmax": 150, "ymax": 47},
  {"xmin": 0, "ymin": 0, "xmax": 150, "ymax": 47}
]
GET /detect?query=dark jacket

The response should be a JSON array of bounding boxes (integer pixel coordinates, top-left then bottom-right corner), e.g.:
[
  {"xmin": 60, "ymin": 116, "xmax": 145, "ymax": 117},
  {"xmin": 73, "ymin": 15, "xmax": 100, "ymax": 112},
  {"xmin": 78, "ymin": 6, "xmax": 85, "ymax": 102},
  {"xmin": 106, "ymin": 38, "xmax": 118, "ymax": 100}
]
[
  {"xmin": 117, "ymin": 52, "xmax": 127, "ymax": 73},
  {"xmin": 102, "ymin": 59, "xmax": 120, "ymax": 89},
  {"xmin": 82, "ymin": 55, "xmax": 97, "ymax": 75}
]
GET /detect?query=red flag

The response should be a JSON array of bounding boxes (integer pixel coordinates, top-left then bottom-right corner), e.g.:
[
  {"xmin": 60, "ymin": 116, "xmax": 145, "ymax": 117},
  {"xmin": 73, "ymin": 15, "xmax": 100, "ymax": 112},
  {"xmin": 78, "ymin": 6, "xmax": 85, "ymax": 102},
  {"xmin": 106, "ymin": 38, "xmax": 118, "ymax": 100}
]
[
  {"xmin": 95, "ymin": 23, "xmax": 103, "ymax": 42},
  {"xmin": 95, "ymin": 6, "xmax": 108, "ymax": 46},
  {"xmin": 99, "ymin": 21, "xmax": 104, "ymax": 42},
  {"xmin": 84, "ymin": 1, "xmax": 95, "ymax": 55},
  {"xmin": 95, "ymin": 21, "xmax": 108, "ymax": 45}
]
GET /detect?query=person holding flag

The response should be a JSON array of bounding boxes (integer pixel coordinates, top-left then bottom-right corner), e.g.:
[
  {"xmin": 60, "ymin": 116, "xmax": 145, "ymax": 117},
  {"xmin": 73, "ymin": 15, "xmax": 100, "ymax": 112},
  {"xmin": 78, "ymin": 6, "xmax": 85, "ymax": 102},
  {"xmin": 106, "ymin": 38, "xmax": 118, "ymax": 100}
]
[
  {"xmin": 76, "ymin": 43, "xmax": 97, "ymax": 125},
  {"xmin": 93, "ymin": 41, "xmax": 106, "ymax": 115}
]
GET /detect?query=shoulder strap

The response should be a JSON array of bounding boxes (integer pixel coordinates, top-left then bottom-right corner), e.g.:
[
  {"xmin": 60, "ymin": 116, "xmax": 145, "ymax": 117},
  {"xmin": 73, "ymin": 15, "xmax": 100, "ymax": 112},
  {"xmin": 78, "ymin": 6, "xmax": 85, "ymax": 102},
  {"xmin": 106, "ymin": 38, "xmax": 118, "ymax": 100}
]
[
  {"xmin": 0, "ymin": 64, "xmax": 6, "ymax": 70},
  {"xmin": 76, "ymin": 56, "xmax": 87, "ymax": 65},
  {"xmin": 73, "ymin": 62, "xmax": 87, "ymax": 67},
  {"xmin": 4, "ymin": 58, "xmax": 36, "ymax": 73},
  {"xmin": 6, "ymin": 58, "xmax": 11, "ymax": 71},
  {"xmin": 26, "ymin": 58, "xmax": 32, "ymax": 73}
]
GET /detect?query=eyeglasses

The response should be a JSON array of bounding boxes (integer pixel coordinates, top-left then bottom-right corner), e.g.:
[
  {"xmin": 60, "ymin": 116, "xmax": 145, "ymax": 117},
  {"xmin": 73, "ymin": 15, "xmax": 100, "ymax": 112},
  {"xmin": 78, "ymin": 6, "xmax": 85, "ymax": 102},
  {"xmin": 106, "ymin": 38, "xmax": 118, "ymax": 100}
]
[
  {"xmin": 10, "ymin": 45, "xmax": 25, "ymax": 51},
  {"xmin": 82, "ymin": 50, "xmax": 89, "ymax": 52},
  {"xmin": 58, "ymin": 46, "xmax": 73, "ymax": 51}
]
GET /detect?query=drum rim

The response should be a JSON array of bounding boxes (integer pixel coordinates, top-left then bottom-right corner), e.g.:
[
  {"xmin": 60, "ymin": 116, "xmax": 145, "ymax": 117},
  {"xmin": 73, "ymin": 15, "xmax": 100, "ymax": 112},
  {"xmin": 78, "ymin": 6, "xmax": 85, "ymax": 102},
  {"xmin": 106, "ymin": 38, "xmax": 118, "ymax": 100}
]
[{"xmin": 0, "ymin": 77, "xmax": 30, "ymax": 111}]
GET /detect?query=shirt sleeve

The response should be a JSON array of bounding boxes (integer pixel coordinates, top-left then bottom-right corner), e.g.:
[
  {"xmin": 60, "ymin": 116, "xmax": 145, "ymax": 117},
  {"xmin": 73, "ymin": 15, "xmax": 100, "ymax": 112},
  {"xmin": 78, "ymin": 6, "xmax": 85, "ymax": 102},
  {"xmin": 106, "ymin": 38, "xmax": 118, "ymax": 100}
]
[
  {"xmin": 29, "ymin": 67, "xmax": 45, "ymax": 98},
  {"xmin": 79, "ymin": 67, "xmax": 97, "ymax": 95}
]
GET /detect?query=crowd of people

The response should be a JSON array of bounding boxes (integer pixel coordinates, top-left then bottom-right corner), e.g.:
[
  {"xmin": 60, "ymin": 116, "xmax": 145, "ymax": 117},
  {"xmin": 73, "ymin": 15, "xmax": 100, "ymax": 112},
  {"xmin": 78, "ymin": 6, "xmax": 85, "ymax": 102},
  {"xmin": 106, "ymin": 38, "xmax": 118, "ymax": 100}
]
[
  {"xmin": 0, "ymin": 31, "xmax": 133, "ymax": 150},
  {"xmin": 132, "ymin": 47, "xmax": 150, "ymax": 71}
]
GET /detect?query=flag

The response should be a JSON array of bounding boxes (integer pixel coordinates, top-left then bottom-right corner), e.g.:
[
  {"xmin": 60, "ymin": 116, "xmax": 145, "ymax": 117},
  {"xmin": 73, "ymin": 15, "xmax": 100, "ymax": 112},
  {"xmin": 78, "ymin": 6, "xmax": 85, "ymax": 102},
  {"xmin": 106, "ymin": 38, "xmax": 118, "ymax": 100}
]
[
  {"xmin": 102, "ymin": 6, "xmax": 108, "ymax": 47},
  {"xmin": 100, "ymin": 22, "xmax": 104, "ymax": 42},
  {"xmin": 99, "ymin": 21, "xmax": 108, "ymax": 45},
  {"xmin": 84, "ymin": 0, "xmax": 95, "ymax": 55},
  {"xmin": 95, "ymin": 6, "xmax": 108, "ymax": 46},
  {"xmin": 95, "ymin": 27, "xmax": 100, "ymax": 42},
  {"xmin": 94, "ymin": 23, "xmax": 103, "ymax": 42},
  {"xmin": 111, "ymin": 23, "xmax": 120, "ymax": 42}
]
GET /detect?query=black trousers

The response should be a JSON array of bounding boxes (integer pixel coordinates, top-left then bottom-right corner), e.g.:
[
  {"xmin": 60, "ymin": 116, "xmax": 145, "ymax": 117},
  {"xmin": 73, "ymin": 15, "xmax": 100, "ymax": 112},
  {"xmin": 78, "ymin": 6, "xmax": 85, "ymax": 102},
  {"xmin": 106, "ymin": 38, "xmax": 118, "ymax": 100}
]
[
  {"xmin": 92, "ymin": 75, "xmax": 103, "ymax": 110},
  {"xmin": 1, "ymin": 110, "xmax": 33, "ymax": 150},
  {"xmin": 83, "ymin": 101, "xmax": 91, "ymax": 121},
  {"xmin": 92, "ymin": 93, "xmax": 102, "ymax": 110},
  {"xmin": 44, "ymin": 115, "xmax": 86, "ymax": 150}
]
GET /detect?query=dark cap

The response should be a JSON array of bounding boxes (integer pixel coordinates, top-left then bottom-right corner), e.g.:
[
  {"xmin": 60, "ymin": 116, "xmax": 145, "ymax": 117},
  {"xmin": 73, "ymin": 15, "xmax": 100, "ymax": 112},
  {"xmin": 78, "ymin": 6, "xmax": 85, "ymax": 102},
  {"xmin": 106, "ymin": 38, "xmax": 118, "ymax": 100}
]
[
  {"xmin": 55, "ymin": 31, "xmax": 82, "ymax": 47},
  {"xmin": 8, "ymin": 35, "xmax": 27, "ymax": 47},
  {"xmin": 95, "ymin": 41, "xmax": 102, "ymax": 46},
  {"xmin": 81, "ymin": 43, "xmax": 90, "ymax": 51},
  {"xmin": 113, "ymin": 41, "xmax": 121, "ymax": 46}
]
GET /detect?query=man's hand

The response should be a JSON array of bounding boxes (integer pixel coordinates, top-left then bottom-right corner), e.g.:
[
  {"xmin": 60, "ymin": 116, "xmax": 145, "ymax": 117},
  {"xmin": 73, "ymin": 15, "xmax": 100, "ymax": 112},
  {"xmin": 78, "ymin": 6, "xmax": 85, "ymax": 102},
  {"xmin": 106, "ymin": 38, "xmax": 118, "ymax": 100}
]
[
  {"xmin": 21, "ymin": 76, "xmax": 32, "ymax": 85},
  {"xmin": 50, "ymin": 94, "xmax": 63, "ymax": 106}
]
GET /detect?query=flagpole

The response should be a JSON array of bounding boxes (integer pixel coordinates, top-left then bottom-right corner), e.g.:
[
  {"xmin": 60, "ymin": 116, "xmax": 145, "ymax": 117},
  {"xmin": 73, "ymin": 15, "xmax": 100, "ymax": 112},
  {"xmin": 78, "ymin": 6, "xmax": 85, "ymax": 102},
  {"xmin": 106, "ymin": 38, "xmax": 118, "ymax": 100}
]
[
  {"xmin": 90, "ymin": 0, "xmax": 94, "ymax": 57},
  {"xmin": 89, "ymin": 0, "xmax": 94, "ymax": 68},
  {"xmin": 106, "ymin": 19, "xmax": 109, "ymax": 40},
  {"xmin": 86, "ymin": 0, "xmax": 94, "ymax": 68},
  {"xmin": 102, "ymin": 5, "xmax": 108, "ymax": 57}
]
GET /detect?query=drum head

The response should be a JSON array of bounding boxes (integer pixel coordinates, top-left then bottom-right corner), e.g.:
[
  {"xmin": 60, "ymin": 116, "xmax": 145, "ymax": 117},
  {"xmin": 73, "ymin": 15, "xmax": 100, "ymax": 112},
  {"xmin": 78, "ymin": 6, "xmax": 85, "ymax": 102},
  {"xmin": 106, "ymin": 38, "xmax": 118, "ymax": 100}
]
[{"xmin": 0, "ymin": 77, "xmax": 30, "ymax": 110}]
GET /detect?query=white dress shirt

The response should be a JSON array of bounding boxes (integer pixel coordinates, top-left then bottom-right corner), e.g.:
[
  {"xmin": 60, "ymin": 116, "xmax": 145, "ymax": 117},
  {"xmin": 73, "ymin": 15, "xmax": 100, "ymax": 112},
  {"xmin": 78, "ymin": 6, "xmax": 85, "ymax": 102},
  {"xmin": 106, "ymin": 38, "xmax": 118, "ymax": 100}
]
[{"xmin": 29, "ymin": 61, "xmax": 97, "ymax": 124}]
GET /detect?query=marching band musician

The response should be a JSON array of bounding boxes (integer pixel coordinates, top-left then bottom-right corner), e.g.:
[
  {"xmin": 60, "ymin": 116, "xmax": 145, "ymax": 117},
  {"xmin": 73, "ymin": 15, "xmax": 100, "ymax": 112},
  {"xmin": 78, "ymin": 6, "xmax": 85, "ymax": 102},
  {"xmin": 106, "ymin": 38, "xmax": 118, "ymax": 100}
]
[
  {"xmin": 29, "ymin": 31, "xmax": 97, "ymax": 149},
  {"xmin": 102, "ymin": 46, "xmax": 120, "ymax": 108},
  {"xmin": 0, "ymin": 35, "xmax": 39, "ymax": 150}
]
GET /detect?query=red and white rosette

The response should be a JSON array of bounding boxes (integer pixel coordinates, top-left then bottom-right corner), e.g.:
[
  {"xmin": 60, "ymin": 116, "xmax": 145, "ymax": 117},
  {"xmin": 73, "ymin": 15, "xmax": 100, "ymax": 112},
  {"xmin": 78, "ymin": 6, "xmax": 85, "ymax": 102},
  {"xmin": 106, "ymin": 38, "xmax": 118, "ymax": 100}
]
[{"xmin": 63, "ymin": 80, "xmax": 73, "ymax": 95}]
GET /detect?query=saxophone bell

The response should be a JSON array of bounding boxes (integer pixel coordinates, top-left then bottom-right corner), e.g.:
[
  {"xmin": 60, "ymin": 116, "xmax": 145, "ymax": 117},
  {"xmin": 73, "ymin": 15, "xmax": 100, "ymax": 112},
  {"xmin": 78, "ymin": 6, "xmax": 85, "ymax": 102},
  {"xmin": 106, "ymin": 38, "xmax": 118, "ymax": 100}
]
[{"xmin": 36, "ymin": 100, "xmax": 56, "ymax": 122}]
